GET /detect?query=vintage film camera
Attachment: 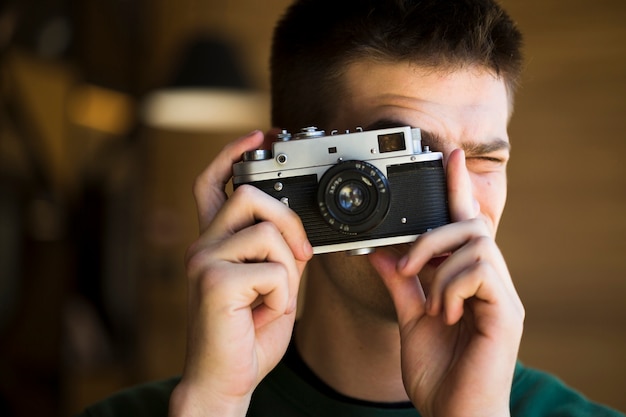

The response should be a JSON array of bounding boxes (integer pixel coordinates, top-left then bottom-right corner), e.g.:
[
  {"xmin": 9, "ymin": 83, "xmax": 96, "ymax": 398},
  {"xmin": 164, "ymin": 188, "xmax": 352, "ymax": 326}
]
[{"xmin": 232, "ymin": 126, "xmax": 450, "ymax": 255}]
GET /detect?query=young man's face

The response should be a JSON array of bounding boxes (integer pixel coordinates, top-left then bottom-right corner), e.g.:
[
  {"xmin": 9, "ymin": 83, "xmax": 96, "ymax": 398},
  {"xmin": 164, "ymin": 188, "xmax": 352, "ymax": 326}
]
[
  {"xmin": 334, "ymin": 61, "xmax": 511, "ymax": 234},
  {"xmin": 310, "ymin": 61, "xmax": 511, "ymax": 320}
]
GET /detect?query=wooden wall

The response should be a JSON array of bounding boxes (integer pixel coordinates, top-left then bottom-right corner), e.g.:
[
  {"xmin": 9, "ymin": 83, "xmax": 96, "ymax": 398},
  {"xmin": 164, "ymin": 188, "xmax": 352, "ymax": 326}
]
[{"xmin": 500, "ymin": 0, "xmax": 626, "ymax": 410}]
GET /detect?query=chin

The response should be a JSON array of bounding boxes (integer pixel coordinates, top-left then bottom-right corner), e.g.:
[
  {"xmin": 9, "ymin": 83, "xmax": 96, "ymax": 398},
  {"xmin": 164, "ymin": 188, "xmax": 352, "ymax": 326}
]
[{"xmin": 313, "ymin": 251, "xmax": 398, "ymax": 319}]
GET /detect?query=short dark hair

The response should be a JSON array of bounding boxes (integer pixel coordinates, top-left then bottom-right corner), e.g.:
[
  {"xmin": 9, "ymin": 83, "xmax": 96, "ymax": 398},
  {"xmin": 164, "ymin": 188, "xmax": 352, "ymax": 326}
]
[{"xmin": 270, "ymin": 0, "xmax": 523, "ymax": 131}]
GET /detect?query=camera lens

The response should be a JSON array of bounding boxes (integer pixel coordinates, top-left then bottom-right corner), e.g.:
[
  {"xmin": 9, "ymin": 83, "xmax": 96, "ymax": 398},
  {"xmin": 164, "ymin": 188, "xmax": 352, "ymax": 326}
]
[
  {"xmin": 337, "ymin": 182, "xmax": 367, "ymax": 213},
  {"xmin": 317, "ymin": 160, "xmax": 390, "ymax": 234}
]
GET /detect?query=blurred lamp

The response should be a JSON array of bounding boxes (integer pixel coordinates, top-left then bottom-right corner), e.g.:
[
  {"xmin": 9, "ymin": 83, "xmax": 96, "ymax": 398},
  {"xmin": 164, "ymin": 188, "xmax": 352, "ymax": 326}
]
[{"xmin": 142, "ymin": 36, "xmax": 269, "ymax": 132}]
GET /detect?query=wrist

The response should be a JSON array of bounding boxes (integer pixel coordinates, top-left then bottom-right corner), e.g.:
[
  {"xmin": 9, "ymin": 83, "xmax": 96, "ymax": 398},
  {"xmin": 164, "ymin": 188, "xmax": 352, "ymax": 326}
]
[{"xmin": 169, "ymin": 381, "xmax": 252, "ymax": 417}]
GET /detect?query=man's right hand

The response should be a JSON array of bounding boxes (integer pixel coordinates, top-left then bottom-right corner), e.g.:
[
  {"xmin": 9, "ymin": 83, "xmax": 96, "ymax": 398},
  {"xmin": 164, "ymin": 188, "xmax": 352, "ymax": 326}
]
[{"xmin": 169, "ymin": 130, "xmax": 313, "ymax": 417}]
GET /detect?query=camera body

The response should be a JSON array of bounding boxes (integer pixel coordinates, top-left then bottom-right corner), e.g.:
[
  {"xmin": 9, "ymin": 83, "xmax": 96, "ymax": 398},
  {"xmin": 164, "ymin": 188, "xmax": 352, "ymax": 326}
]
[{"xmin": 232, "ymin": 126, "xmax": 450, "ymax": 255}]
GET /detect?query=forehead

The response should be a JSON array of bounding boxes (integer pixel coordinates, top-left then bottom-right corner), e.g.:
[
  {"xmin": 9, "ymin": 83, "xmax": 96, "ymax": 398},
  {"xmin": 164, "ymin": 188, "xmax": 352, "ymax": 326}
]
[{"xmin": 333, "ymin": 61, "xmax": 510, "ymax": 144}]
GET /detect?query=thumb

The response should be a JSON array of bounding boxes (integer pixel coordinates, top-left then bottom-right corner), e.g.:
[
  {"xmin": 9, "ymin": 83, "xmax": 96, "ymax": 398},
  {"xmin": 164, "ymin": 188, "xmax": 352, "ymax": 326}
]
[
  {"xmin": 446, "ymin": 149, "xmax": 480, "ymax": 222},
  {"xmin": 368, "ymin": 248, "xmax": 426, "ymax": 326},
  {"xmin": 194, "ymin": 130, "xmax": 265, "ymax": 233}
]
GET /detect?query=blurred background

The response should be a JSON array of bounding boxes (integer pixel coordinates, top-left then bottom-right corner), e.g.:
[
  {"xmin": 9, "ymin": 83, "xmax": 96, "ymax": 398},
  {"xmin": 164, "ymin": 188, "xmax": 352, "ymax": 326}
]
[{"xmin": 0, "ymin": 0, "xmax": 624, "ymax": 415}]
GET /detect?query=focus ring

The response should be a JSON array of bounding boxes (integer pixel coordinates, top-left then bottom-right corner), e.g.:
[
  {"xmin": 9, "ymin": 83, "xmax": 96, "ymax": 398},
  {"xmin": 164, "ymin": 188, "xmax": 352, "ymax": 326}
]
[{"xmin": 317, "ymin": 160, "xmax": 391, "ymax": 234}]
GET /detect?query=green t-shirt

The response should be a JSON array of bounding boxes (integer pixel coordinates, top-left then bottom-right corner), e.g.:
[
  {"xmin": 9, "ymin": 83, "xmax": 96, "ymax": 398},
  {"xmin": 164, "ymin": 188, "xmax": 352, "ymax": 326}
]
[{"xmin": 78, "ymin": 350, "xmax": 624, "ymax": 417}]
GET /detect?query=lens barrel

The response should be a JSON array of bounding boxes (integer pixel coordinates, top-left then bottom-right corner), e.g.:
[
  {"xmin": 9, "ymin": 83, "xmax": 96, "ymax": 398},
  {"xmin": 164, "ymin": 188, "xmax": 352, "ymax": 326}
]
[{"xmin": 317, "ymin": 160, "xmax": 391, "ymax": 234}]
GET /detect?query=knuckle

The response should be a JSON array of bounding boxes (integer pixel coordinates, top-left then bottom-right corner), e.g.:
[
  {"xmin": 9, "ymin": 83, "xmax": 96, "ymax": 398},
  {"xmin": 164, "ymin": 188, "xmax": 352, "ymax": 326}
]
[
  {"xmin": 472, "ymin": 258, "xmax": 492, "ymax": 275},
  {"xmin": 253, "ymin": 220, "xmax": 281, "ymax": 237},
  {"xmin": 197, "ymin": 265, "xmax": 230, "ymax": 297},
  {"xmin": 192, "ymin": 172, "xmax": 209, "ymax": 200},
  {"xmin": 469, "ymin": 217, "xmax": 490, "ymax": 233},
  {"xmin": 185, "ymin": 244, "xmax": 211, "ymax": 281},
  {"xmin": 188, "ymin": 257, "xmax": 233, "ymax": 299},
  {"xmin": 266, "ymin": 261, "xmax": 290, "ymax": 281},
  {"xmin": 466, "ymin": 235, "xmax": 499, "ymax": 263},
  {"xmin": 458, "ymin": 261, "xmax": 485, "ymax": 287},
  {"xmin": 185, "ymin": 252, "xmax": 203, "ymax": 276},
  {"xmin": 191, "ymin": 175, "xmax": 201, "ymax": 197},
  {"xmin": 185, "ymin": 240, "xmax": 222, "ymax": 285},
  {"xmin": 184, "ymin": 242, "xmax": 199, "ymax": 269},
  {"xmin": 232, "ymin": 184, "xmax": 260, "ymax": 201},
  {"xmin": 472, "ymin": 234, "xmax": 494, "ymax": 250}
]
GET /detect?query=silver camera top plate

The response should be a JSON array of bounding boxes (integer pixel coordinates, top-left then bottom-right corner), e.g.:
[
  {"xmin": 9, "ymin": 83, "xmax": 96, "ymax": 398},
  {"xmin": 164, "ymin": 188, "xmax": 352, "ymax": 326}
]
[{"xmin": 233, "ymin": 126, "xmax": 429, "ymax": 180}]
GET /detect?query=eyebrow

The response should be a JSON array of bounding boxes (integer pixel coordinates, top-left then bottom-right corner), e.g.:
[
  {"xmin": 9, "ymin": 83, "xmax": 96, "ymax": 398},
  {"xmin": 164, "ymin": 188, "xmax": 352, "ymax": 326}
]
[
  {"xmin": 421, "ymin": 130, "xmax": 511, "ymax": 155},
  {"xmin": 364, "ymin": 119, "xmax": 408, "ymax": 131},
  {"xmin": 364, "ymin": 119, "xmax": 510, "ymax": 155},
  {"xmin": 463, "ymin": 139, "xmax": 511, "ymax": 155}
]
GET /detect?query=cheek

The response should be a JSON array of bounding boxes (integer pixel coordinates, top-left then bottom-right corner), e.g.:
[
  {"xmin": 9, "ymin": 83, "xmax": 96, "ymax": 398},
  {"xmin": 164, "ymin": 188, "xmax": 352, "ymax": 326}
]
[{"xmin": 470, "ymin": 173, "xmax": 507, "ymax": 230}]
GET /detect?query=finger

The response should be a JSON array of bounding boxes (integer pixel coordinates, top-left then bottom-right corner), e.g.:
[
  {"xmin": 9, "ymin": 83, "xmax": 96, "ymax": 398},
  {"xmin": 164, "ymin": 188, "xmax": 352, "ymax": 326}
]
[
  {"xmin": 397, "ymin": 218, "xmax": 491, "ymax": 276},
  {"xmin": 442, "ymin": 262, "xmax": 497, "ymax": 325},
  {"xmin": 369, "ymin": 247, "xmax": 426, "ymax": 327},
  {"xmin": 435, "ymin": 259, "xmax": 523, "ymax": 333},
  {"xmin": 211, "ymin": 221, "xmax": 303, "ymax": 308},
  {"xmin": 439, "ymin": 261, "xmax": 502, "ymax": 326},
  {"xmin": 197, "ymin": 260, "xmax": 292, "ymax": 337},
  {"xmin": 193, "ymin": 130, "xmax": 265, "ymax": 232},
  {"xmin": 206, "ymin": 184, "xmax": 313, "ymax": 262},
  {"xmin": 212, "ymin": 221, "xmax": 298, "ymax": 266},
  {"xmin": 425, "ymin": 235, "xmax": 508, "ymax": 315},
  {"xmin": 248, "ymin": 263, "xmax": 294, "ymax": 329},
  {"xmin": 447, "ymin": 149, "xmax": 480, "ymax": 222}
]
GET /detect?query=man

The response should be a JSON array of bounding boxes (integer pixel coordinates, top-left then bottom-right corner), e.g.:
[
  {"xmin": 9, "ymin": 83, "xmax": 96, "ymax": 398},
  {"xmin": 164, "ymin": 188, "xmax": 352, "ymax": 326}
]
[{"xmin": 79, "ymin": 0, "xmax": 623, "ymax": 416}]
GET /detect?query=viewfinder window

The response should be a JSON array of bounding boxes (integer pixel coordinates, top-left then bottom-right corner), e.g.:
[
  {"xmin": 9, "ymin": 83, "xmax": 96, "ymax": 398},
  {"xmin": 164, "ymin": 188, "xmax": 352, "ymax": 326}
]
[{"xmin": 378, "ymin": 132, "xmax": 406, "ymax": 153}]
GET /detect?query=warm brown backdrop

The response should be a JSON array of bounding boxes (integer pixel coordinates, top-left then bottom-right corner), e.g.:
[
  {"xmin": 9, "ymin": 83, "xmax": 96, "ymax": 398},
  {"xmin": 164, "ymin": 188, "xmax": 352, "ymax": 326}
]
[
  {"xmin": 1, "ymin": 0, "xmax": 624, "ymax": 416},
  {"xmin": 500, "ymin": 0, "xmax": 626, "ymax": 410}
]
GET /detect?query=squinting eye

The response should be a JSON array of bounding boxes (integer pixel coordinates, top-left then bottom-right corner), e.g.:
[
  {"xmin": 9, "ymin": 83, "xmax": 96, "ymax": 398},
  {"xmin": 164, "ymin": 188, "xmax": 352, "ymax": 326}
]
[
  {"xmin": 466, "ymin": 156, "xmax": 507, "ymax": 172},
  {"xmin": 478, "ymin": 156, "xmax": 504, "ymax": 163}
]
